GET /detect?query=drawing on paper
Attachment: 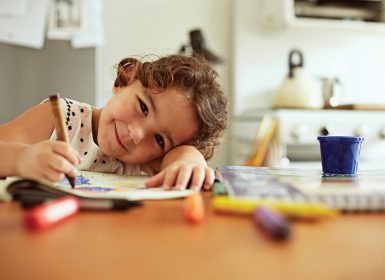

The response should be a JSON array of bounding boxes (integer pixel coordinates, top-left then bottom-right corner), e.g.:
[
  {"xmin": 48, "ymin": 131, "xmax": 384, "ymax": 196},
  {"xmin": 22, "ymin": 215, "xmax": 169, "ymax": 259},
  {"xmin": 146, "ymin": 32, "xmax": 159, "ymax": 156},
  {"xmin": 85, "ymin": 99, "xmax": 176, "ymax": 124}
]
[{"xmin": 54, "ymin": 171, "xmax": 193, "ymax": 200}]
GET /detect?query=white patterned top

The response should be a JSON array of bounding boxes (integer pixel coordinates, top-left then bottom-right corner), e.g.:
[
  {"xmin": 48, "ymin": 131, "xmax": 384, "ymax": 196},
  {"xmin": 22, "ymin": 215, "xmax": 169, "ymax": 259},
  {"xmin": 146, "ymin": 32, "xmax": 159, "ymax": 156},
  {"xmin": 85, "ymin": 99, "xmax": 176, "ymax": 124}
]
[{"xmin": 49, "ymin": 98, "xmax": 142, "ymax": 175}]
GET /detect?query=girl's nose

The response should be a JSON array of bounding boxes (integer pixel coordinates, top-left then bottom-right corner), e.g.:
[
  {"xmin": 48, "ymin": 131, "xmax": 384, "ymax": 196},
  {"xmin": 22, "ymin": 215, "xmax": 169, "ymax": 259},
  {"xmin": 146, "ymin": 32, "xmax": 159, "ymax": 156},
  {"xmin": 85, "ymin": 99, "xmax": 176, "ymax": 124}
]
[{"xmin": 130, "ymin": 125, "xmax": 145, "ymax": 144}]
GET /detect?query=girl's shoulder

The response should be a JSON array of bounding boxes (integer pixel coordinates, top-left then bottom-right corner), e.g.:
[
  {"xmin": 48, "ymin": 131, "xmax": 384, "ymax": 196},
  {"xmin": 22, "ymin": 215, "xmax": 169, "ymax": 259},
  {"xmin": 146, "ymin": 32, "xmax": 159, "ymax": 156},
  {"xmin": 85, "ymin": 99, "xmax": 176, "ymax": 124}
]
[
  {"xmin": 41, "ymin": 97, "xmax": 91, "ymax": 110},
  {"xmin": 58, "ymin": 98, "xmax": 92, "ymax": 117},
  {"xmin": 47, "ymin": 97, "xmax": 93, "ymax": 142}
]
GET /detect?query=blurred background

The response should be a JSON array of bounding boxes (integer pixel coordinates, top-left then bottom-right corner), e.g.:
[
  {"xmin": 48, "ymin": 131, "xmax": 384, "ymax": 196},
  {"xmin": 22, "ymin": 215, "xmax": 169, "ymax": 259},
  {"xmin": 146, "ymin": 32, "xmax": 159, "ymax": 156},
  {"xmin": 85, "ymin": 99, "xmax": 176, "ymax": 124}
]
[{"xmin": 2, "ymin": 0, "xmax": 385, "ymax": 169}]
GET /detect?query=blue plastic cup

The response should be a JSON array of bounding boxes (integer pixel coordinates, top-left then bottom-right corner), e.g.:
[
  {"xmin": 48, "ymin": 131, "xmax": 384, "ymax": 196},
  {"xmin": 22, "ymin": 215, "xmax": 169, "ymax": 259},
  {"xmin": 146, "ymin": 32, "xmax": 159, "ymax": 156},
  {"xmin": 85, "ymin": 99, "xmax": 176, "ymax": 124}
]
[{"xmin": 318, "ymin": 136, "xmax": 364, "ymax": 175}]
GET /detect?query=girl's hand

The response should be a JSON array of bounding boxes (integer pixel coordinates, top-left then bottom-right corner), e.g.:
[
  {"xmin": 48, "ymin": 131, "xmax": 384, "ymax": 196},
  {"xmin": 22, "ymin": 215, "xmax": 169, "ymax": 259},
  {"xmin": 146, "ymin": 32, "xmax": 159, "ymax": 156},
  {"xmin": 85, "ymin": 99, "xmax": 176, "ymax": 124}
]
[
  {"xmin": 16, "ymin": 140, "xmax": 81, "ymax": 184},
  {"xmin": 145, "ymin": 160, "xmax": 215, "ymax": 191}
]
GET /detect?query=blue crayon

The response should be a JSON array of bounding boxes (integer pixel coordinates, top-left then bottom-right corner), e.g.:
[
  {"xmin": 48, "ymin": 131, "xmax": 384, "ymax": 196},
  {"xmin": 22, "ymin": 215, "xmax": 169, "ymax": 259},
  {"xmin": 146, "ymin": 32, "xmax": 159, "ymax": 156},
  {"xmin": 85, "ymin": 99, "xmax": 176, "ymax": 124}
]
[{"xmin": 253, "ymin": 206, "xmax": 290, "ymax": 240}]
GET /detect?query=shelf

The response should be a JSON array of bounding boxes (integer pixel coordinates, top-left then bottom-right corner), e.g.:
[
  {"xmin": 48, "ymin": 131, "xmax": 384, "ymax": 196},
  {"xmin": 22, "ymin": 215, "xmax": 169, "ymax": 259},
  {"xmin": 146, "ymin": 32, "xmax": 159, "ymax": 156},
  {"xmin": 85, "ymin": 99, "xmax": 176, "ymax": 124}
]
[{"xmin": 288, "ymin": 17, "xmax": 385, "ymax": 34}]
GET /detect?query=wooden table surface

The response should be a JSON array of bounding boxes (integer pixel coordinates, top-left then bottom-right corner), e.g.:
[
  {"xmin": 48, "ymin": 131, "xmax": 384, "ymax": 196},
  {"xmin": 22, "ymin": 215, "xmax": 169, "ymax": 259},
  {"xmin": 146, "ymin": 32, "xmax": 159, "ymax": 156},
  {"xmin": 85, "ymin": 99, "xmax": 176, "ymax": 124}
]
[{"xmin": 1, "ymin": 193, "xmax": 385, "ymax": 280}]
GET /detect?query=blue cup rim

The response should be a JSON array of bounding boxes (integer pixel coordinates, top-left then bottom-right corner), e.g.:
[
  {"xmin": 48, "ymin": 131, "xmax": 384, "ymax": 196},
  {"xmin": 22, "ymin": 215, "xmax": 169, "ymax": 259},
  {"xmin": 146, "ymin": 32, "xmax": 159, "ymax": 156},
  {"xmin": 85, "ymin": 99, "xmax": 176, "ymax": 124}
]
[{"xmin": 317, "ymin": 136, "xmax": 364, "ymax": 143}]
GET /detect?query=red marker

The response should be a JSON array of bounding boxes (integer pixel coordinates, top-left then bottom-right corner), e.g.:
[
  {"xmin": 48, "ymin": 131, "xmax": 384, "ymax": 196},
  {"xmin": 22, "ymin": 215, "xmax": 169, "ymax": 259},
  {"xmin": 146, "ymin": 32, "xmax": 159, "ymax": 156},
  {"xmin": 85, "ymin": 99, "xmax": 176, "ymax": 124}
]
[
  {"xmin": 24, "ymin": 196, "xmax": 80, "ymax": 231},
  {"xmin": 184, "ymin": 193, "xmax": 205, "ymax": 224}
]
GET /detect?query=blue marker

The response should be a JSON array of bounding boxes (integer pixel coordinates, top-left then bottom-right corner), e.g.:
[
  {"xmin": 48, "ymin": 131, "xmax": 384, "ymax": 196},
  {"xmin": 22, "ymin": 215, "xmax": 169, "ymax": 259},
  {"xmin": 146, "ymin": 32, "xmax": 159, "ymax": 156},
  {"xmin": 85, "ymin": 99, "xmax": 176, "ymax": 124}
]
[{"xmin": 253, "ymin": 206, "xmax": 290, "ymax": 240}]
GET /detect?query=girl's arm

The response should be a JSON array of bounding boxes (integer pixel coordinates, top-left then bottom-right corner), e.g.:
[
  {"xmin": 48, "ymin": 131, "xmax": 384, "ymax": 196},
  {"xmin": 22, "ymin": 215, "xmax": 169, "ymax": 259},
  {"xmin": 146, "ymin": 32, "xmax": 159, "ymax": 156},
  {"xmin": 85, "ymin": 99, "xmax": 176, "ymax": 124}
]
[
  {"xmin": 143, "ymin": 145, "xmax": 215, "ymax": 191},
  {"xmin": 0, "ymin": 102, "xmax": 80, "ymax": 181}
]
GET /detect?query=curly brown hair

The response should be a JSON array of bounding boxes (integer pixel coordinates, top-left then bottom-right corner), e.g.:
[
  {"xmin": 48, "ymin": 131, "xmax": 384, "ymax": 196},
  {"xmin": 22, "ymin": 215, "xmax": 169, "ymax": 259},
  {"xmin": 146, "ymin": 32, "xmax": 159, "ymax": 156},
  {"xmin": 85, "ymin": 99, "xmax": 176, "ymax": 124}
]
[{"xmin": 113, "ymin": 54, "xmax": 228, "ymax": 160}]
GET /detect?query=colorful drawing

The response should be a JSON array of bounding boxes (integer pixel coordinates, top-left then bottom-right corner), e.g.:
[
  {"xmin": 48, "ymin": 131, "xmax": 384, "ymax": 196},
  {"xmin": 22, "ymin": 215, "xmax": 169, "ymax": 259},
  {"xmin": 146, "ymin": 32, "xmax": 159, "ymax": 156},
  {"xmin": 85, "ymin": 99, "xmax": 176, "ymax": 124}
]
[
  {"xmin": 58, "ymin": 174, "xmax": 91, "ymax": 186},
  {"xmin": 76, "ymin": 186, "xmax": 113, "ymax": 192}
]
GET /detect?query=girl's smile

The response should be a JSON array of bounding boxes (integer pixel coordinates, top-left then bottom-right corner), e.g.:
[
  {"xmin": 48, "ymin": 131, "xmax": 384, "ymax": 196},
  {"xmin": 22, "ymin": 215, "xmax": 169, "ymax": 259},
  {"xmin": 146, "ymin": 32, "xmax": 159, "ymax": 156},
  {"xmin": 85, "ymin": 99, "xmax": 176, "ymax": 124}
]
[{"xmin": 114, "ymin": 121, "xmax": 127, "ymax": 150}]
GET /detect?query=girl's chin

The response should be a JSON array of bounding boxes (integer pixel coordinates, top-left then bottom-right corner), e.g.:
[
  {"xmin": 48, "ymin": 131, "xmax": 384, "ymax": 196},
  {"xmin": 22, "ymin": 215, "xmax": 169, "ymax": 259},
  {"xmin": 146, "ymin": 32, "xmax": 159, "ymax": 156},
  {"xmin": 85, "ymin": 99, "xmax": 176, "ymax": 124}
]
[{"xmin": 97, "ymin": 142, "xmax": 115, "ymax": 157}]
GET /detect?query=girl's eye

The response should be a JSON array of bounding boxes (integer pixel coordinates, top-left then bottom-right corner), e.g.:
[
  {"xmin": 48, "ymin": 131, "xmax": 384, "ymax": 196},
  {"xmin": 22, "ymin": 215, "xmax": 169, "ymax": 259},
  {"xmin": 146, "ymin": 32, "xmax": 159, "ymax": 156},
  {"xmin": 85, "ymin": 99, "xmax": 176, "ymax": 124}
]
[
  {"xmin": 139, "ymin": 98, "xmax": 148, "ymax": 116},
  {"xmin": 154, "ymin": 134, "xmax": 165, "ymax": 149}
]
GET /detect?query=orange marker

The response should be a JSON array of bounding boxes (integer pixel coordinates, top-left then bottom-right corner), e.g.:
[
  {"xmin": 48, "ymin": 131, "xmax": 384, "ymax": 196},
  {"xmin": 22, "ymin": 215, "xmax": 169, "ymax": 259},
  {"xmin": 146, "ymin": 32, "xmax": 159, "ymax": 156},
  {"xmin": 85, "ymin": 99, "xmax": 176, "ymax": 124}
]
[{"xmin": 184, "ymin": 193, "xmax": 205, "ymax": 224}]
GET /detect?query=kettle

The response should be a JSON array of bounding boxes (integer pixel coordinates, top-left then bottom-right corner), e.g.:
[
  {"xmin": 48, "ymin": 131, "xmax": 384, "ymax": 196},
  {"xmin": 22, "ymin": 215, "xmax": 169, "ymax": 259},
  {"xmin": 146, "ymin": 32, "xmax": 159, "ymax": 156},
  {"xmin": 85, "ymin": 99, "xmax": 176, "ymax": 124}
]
[{"xmin": 273, "ymin": 49, "xmax": 323, "ymax": 109}]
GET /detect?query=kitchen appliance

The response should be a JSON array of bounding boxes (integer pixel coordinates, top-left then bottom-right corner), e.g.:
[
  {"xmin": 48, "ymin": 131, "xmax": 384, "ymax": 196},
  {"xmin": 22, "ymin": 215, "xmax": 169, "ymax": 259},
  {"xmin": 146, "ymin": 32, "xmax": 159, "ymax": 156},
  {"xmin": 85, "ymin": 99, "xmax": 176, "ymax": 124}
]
[
  {"xmin": 273, "ymin": 49, "xmax": 323, "ymax": 109},
  {"xmin": 179, "ymin": 29, "xmax": 223, "ymax": 64}
]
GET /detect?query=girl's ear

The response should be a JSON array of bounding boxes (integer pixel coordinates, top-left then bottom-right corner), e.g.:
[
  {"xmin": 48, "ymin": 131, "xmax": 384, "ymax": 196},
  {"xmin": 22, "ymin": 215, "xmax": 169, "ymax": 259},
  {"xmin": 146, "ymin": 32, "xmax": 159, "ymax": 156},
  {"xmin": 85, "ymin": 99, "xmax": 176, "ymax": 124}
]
[{"xmin": 112, "ymin": 86, "xmax": 120, "ymax": 94}]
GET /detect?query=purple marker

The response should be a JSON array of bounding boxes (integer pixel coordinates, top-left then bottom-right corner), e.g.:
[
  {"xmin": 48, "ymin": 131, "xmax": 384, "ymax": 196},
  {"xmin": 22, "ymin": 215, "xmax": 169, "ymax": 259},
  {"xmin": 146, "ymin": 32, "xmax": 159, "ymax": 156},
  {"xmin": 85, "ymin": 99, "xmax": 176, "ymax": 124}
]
[{"xmin": 253, "ymin": 206, "xmax": 290, "ymax": 240}]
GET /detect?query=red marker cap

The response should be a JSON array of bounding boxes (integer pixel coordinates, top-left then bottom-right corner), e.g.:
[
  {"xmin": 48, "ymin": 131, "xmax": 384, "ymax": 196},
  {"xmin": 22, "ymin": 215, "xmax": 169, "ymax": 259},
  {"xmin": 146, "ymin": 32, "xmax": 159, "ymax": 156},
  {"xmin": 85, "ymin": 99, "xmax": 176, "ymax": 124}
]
[{"xmin": 24, "ymin": 196, "xmax": 80, "ymax": 231}]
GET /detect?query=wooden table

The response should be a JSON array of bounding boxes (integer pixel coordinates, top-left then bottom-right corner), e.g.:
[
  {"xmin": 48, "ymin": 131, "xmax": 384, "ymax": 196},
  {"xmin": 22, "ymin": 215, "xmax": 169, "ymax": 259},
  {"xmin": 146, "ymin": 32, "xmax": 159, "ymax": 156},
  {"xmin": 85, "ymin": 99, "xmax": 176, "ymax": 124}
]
[{"xmin": 1, "ymin": 193, "xmax": 385, "ymax": 280}]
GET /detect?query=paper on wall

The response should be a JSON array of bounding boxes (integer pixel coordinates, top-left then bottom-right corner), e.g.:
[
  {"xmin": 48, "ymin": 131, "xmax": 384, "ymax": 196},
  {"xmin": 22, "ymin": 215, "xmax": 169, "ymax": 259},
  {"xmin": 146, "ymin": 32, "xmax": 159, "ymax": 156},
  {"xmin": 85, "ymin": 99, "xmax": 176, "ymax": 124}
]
[
  {"xmin": 71, "ymin": 0, "xmax": 104, "ymax": 48},
  {"xmin": 0, "ymin": 0, "xmax": 49, "ymax": 49},
  {"xmin": 46, "ymin": 0, "xmax": 82, "ymax": 40},
  {"xmin": 0, "ymin": 0, "xmax": 27, "ymax": 16}
]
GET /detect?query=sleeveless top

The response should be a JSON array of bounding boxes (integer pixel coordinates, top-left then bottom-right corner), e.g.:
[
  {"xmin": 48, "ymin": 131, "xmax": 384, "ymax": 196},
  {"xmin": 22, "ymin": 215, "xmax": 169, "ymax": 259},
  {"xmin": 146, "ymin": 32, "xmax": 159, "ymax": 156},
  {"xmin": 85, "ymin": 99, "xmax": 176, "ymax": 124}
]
[{"xmin": 49, "ymin": 98, "xmax": 142, "ymax": 175}]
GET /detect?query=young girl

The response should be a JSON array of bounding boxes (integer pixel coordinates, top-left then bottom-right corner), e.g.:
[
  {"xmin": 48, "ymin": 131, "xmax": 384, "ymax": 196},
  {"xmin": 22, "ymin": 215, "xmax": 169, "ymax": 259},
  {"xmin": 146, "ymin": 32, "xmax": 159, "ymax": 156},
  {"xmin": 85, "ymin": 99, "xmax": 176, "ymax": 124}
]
[{"xmin": 0, "ymin": 54, "xmax": 228, "ymax": 191}]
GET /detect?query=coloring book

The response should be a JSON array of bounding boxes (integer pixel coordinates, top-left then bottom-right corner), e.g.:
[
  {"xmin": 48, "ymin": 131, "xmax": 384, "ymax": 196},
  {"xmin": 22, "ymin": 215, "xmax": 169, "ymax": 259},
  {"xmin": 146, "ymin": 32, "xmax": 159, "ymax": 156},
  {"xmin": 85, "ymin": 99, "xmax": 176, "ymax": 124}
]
[{"xmin": 1, "ymin": 171, "xmax": 194, "ymax": 201}]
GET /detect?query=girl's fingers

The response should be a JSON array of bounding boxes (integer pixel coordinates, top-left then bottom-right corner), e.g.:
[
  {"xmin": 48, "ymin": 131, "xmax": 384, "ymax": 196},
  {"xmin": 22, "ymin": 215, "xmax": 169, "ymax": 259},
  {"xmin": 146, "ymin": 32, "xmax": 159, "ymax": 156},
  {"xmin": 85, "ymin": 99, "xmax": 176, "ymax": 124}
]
[
  {"xmin": 203, "ymin": 168, "xmax": 215, "ymax": 190},
  {"xmin": 174, "ymin": 165, "xmax": 193, "ymax": 190},
  {"xmin": 162, "ymin": 166, "xmax": 179, "ymax": 190},
  {"xmin": 48, "ymin": 155, "xmax": 77, "ymax": 177},
  {"xmin": 146, "ymin": 164, "xmax": 214, "ymax": 191},
  {"xmin": 52, "ymin": 142, "xmax": 81, "ymax": 165},
  {"xmin": 42, "ymin": 168, "xmax": 65, "ymax": 183},
  {"xmin": 145, "ymin": 171, "xmax": 165, "ymax": 188},
  {"xmin": 16, "ymin": 141, "xmax": 79, "ymax": 184},
  {"xmin": 189, "ymin": 166, "xmax": 205, "ymax": 191}
]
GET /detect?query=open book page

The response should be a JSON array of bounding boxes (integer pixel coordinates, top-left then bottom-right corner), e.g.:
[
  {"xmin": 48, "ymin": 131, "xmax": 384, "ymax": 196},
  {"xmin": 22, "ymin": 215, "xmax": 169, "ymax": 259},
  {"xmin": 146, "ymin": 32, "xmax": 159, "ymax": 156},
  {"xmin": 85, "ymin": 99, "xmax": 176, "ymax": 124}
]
[
  {"xmin": 1, "ymin": 171, "xmax": 193, "ymax": 201},
  {"xmin": 53, "ymin": 171, "xmax": 194, "ymax": 200},
  {"xmin": 0, "ymin": 177, "xmax": 19, "ymax": 201}
]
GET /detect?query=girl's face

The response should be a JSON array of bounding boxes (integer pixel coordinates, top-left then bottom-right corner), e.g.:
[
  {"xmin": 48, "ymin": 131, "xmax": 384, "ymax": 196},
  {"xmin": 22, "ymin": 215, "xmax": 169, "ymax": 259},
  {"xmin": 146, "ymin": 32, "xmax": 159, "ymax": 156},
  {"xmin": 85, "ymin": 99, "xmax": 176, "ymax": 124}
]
[{"xmin": 96, "ymin": 80, "xmax": 199, "ymax": 164}]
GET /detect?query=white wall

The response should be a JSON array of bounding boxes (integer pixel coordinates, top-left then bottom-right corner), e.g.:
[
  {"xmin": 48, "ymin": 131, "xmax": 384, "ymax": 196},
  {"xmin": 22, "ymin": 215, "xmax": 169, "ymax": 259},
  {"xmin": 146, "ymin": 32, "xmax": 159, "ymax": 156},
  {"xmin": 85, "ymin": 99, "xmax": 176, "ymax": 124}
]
[
  {"xmin": 101, "ymin": 0, "xmax": 233, "ymax": 166},
  {"xmin": 233, "ymin": 0, "xmax": 385, "ymax": 116}
]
